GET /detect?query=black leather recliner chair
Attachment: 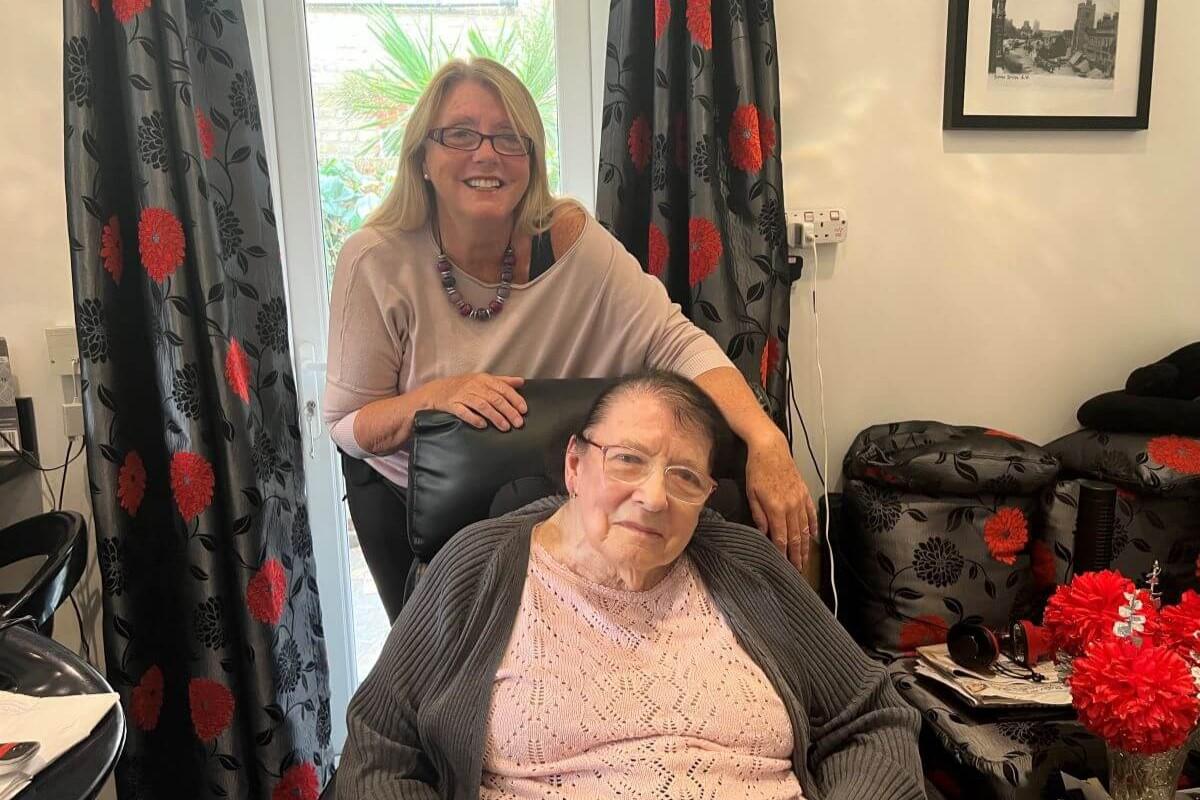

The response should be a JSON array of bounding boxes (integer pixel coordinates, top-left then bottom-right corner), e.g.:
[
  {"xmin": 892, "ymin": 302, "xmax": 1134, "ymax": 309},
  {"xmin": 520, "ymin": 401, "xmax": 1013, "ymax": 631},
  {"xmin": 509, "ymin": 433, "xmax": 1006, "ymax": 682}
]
[{"xmin": 402, "ymin": 377, "xmax": 751, "ymax": 596}]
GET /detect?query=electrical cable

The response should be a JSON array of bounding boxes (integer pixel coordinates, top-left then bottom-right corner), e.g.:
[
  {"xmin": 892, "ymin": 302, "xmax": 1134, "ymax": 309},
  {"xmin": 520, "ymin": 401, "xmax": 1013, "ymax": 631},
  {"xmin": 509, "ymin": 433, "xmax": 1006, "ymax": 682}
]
[
  {"xmin": 781, "ymin": 364, "xmax": 794, "ymax": 452},
  {"xmin": 0, "ymin": 429, "xmax": 55, "ymax": 472},
  {"xmin": 0, "ymin": 429, "xmax": 86, "ymax": 475},
  {"xmin": 51, "ymin": 436, "xmax": 93, "ymax": 661},
  {"xmin": 75, "ymin": 501, "xmax": 99, "ymax": 665},
  {"xmin": 68, "ymin": 593, "xmax": 92, "ymax": 664},
  {"xmin": 0, "ymin": 429, "xmax": 83, "ymax": 508},
  {"xmin": 39, "ymin": 475, "xmax": 56, "ymax": 509},
  {"xmin": 56, "ymin": 438, "xmax": 76, "ymax": 511},
  {"xmin": 807, "ymin": 241, "xmax": 836, "ymax": 618},
  {"xmin": 787, "ymin": 360, "xmax": 825, "ymax": 487},
  {"xmin": 32, "ymin": 468, "xmax": 57, "ymax": 510}
]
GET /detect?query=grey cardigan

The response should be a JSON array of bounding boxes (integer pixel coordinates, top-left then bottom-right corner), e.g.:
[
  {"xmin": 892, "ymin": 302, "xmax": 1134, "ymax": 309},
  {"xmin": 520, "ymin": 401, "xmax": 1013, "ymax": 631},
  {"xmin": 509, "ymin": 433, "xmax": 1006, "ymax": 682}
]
[{"xmin": 338, "ymin": 501, "xmax": 925, "ymax": 800}]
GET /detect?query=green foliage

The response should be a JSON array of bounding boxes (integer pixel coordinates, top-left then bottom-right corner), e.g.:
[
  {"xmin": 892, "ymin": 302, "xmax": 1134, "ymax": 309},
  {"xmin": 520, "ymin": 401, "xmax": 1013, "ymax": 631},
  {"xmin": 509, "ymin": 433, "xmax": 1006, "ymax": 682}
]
[
  {"xmin": 327, "ymin": 1, "xmax": 560, "ymax": 188},
  {"xmin": 317, "ymin": 158, "xmax": 388, "ymax": 283},
  {"xmin": 328, "ymin": 8, "xmax": 457, "ymax": 158}
]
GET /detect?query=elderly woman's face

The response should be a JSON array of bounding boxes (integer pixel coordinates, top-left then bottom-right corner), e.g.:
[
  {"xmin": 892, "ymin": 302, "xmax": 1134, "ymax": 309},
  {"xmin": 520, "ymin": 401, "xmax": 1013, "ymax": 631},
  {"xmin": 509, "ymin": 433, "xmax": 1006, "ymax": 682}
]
[
  {"xmin": 424, "ymin": 80, "xmax": 531, "ymax": 229},
  {"xmin": 566, "ymin": 396, "xmax": 713, "ymax": 577}
]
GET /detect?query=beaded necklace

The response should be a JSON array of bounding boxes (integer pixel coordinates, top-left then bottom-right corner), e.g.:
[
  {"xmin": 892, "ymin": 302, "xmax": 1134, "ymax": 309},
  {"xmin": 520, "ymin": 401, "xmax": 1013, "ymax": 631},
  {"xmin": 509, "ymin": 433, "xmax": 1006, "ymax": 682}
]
[{"xmin": 433, "ymin": 227, "xmax": 514, "ymax": 322}]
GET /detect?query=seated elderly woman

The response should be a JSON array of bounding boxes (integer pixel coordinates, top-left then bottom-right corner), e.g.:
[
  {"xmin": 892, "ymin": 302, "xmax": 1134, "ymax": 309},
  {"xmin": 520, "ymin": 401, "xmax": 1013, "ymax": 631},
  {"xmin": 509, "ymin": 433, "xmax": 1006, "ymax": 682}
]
[{"xmin": 337, "ymin": 372, "xmax": 924, "ymax": 800}]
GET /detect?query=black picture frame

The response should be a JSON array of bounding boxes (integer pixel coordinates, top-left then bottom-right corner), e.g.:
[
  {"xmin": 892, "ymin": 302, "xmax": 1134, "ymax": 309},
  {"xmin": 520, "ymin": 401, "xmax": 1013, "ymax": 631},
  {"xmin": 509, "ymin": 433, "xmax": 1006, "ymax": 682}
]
[{"xmin": 944, "ymin": 0, "xmax": 1157, "ymax": 130}]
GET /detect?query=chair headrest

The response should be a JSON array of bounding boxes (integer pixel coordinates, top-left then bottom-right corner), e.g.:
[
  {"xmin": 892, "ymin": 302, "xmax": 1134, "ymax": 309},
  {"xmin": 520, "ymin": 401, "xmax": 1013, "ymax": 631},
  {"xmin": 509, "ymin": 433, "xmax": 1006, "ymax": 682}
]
[{"xmin": 407, "ymin": 378, "xmax": 616, "ymax": 561}]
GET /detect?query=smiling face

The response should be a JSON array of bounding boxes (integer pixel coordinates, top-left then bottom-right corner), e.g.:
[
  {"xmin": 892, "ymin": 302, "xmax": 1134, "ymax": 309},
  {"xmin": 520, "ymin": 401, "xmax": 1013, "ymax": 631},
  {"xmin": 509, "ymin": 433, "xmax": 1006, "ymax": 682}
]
[
  {"xmin": 563, "ymin": 393, "xmax": 714, "ymax": 581},
  {"xmin": 422, "ymin": 79, "xmax": 532, "ymax": 232}
]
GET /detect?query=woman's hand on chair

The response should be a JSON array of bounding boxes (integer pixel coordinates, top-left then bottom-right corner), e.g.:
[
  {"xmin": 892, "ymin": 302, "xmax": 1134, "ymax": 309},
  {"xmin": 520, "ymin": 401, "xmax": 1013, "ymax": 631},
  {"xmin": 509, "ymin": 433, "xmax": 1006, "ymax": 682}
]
[
  {"xmin": 744, "ymin": 431, "xmax": 818, "ymax": 571},
  {"xmin": 430, "ymin": 373, "xmax": 527, "ymax": 431}
]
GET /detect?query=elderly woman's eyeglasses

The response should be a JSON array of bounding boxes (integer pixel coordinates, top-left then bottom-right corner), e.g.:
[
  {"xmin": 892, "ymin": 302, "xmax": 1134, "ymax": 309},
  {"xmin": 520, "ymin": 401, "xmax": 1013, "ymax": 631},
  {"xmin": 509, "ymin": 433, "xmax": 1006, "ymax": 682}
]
[
  {"xmin": 427, "ymin": 127, "xmax": 533, "ymax": 157},
  {"xmin": 576, "ymin": 433, "xmax": 716, "ymax": 505}
]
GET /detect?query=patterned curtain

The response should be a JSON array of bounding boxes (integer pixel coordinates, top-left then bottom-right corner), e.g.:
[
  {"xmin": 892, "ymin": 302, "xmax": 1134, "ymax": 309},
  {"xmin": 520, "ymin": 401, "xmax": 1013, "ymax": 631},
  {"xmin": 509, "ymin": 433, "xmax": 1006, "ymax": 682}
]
[
  {"xmin": 595, "ymin": 0, "xmax": 791, "ymax": 428},
  {"xmin": 64, "ymin": 2, "xmax": 331, "ymax": 798}
]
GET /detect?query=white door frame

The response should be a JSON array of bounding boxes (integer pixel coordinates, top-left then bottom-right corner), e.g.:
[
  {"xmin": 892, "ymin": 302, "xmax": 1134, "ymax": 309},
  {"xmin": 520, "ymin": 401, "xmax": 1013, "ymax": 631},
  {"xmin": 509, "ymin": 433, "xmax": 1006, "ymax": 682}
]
[
  {"xmin": 243, "ymin": 0, "xmax": 355, "ymax": 753},
  {"xmin": 244, "ymin": 0, "xmax": 608, "ymax": 756}
]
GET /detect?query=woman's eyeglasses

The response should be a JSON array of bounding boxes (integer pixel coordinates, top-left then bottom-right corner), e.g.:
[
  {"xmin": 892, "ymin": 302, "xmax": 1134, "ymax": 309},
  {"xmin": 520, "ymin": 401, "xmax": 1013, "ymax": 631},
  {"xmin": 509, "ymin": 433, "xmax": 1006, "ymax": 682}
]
[
  {"xmin": 577, "ymin": 433, "xmax": 715, "ymax": 505},
  {"xmin": 427, "ymin": 127, "xmax": 533, "ymax": 157}
]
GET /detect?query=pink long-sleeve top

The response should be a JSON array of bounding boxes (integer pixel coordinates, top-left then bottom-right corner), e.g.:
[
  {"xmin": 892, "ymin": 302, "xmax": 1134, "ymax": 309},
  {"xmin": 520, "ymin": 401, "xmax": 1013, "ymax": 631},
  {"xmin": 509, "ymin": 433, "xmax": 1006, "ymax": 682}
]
[
  {"xmin": 323, "ymin": 216, "xmax": 733, "ymax": 487},
  {"xmin": 478, "ymin": 541, "xmax": 805, "ymax": 799}
]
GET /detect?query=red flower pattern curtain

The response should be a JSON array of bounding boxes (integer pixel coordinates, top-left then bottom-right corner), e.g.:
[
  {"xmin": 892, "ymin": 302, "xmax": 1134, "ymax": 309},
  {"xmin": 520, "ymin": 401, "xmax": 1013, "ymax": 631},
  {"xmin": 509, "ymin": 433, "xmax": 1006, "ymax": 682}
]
[
  {"xmin": 596, "ymin": 0, "xmax": 791, "ymax": 427},
  {"xmin": 64, "ymin": 1, "xmax": 331, "ymax": 797}
]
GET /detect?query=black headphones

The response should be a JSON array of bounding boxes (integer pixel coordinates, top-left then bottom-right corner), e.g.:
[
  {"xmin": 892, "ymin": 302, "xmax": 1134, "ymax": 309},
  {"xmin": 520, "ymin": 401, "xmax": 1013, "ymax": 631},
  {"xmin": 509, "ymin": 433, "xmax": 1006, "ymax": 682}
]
[
  {"xmin": 946, "ymin": 622, "xmax": 1004, "ymax": 672},
  {"xmin": 946, "ymin": 620, "xmax": 1052, "ymax": 681}
]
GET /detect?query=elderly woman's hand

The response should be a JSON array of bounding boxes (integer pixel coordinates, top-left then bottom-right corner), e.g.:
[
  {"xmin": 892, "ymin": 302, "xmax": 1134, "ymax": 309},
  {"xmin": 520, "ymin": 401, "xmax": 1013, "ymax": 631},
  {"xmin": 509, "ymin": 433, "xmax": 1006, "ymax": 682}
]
[{"xmin": 744, "ymin": 431, "xmax": 818, "ymax": 571}]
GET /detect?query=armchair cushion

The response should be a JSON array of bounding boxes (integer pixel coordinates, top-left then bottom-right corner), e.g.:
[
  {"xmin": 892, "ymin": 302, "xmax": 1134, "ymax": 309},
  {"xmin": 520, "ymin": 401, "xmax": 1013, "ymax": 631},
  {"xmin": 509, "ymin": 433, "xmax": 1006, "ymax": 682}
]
[
  {"xmin": 407, "ymin": 379, "xmax": 616, "ymax": 563},
  {"xmin": 843, "ymin": 422, "xmax": 1060, "ymax": 496},
  {"xmin": 841, "ymin": 480, "xmax": 1039, "ymax": 659},
  {"xmin": 489, "ymin": 477, "xmax": 560, "ymax": 519},
  {"xmin": 1046, "ymin": 430, "xmax": 1200, "ymax": 498}
]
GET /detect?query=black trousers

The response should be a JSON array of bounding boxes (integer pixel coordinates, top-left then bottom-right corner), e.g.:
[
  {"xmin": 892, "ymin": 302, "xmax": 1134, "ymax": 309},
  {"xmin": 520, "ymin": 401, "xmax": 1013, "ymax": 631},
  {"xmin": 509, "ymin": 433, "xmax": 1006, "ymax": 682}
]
[{"xmin": 339, "ymin": 452, "xmax": 412, "ymax": 623}]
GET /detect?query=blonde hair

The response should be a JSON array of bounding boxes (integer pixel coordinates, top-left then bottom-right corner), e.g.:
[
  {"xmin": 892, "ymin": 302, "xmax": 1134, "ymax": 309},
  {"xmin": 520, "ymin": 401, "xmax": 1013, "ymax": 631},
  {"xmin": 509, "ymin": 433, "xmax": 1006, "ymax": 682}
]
[{"xmin": 364, "ymin": 57, "xmax": 579, "ymax": 236}]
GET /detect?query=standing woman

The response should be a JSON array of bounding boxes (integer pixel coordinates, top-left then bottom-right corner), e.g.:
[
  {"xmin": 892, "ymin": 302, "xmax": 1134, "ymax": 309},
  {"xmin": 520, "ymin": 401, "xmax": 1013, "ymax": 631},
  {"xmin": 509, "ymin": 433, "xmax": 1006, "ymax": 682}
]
[{"xmin": 324, "ymin": 57, "xmax": 815, "ymax": 620}]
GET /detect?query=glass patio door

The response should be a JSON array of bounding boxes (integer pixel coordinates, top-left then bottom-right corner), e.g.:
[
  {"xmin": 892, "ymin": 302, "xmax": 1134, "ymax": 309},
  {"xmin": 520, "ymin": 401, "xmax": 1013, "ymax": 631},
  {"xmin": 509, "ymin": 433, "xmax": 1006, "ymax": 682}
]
[{"xmin": 243, "ymin": 0, "xmax": 606, "ymax": 755}]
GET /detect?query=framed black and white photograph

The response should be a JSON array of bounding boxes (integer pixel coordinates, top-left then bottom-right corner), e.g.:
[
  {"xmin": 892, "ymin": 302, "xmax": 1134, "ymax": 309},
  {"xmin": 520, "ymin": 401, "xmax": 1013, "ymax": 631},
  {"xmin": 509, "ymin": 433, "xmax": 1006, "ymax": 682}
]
[{"xmin": 944, "ymin": 0, "xmax": 1157, "ymax": 129}]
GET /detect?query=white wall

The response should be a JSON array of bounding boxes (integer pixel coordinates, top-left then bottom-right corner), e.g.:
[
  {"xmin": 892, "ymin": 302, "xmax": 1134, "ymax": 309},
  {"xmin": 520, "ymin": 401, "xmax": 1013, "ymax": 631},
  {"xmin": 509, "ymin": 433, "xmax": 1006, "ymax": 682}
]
[
  {"xmin": 777, "ymin": 2, "xmax": 1200, "ymax": 497},
  {"xmin": 0, "ymin": 5, "xmax": 112, "ymax": 798},
  {"xmin": 1, "ymin": 4, "xmax": 103, "ymax": 649}
]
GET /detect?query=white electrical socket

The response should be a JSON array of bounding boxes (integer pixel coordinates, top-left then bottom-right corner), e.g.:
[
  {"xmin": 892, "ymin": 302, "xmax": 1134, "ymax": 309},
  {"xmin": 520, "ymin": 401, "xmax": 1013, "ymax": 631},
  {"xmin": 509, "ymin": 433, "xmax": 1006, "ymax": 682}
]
[
  {"xmin": 45, "ymin": 326, "xmax": 79, "ymax": 376},
  {"xmin": 63, "ymin": 402, "xmax": 84, "ymax": 438},
  {"xmin": 787, "ymin": 209, "xmax": 848, "ymax": 244}
]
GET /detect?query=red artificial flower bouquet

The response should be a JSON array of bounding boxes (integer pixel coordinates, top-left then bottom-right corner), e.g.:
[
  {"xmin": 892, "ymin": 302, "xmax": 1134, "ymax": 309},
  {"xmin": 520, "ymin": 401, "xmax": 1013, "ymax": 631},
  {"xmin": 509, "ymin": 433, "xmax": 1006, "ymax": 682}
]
[{"xmin": 1043, "ymin": 569, "xmax": 1200, "ymax": 755}]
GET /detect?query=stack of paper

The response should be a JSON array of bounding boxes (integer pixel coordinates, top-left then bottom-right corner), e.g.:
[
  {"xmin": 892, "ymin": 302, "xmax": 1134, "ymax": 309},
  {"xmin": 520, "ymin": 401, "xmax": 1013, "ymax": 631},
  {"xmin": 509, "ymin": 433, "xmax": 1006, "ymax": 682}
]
[
  {"xmin": 915, "ymin": 643, "xmax": 1072, "ymax": 708},
  {"xmin": 0, "ymin": 690, "xmax": 120, "ymax": 800}
]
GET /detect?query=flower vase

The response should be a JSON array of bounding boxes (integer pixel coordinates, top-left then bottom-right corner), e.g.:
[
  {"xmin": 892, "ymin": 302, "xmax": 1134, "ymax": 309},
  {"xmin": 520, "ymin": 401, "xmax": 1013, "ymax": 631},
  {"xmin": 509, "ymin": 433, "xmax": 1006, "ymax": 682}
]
[{"xmin": 1106, "ymin": 744, "xmax": 1189, "ymax": 800}]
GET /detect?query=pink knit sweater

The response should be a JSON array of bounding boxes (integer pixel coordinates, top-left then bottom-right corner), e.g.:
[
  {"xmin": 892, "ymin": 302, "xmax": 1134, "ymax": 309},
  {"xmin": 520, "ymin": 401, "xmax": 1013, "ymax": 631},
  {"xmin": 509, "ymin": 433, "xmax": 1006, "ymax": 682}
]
[{"xmin": 480, "ymin": 542, "xmax": 805, "ymax": 799}]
